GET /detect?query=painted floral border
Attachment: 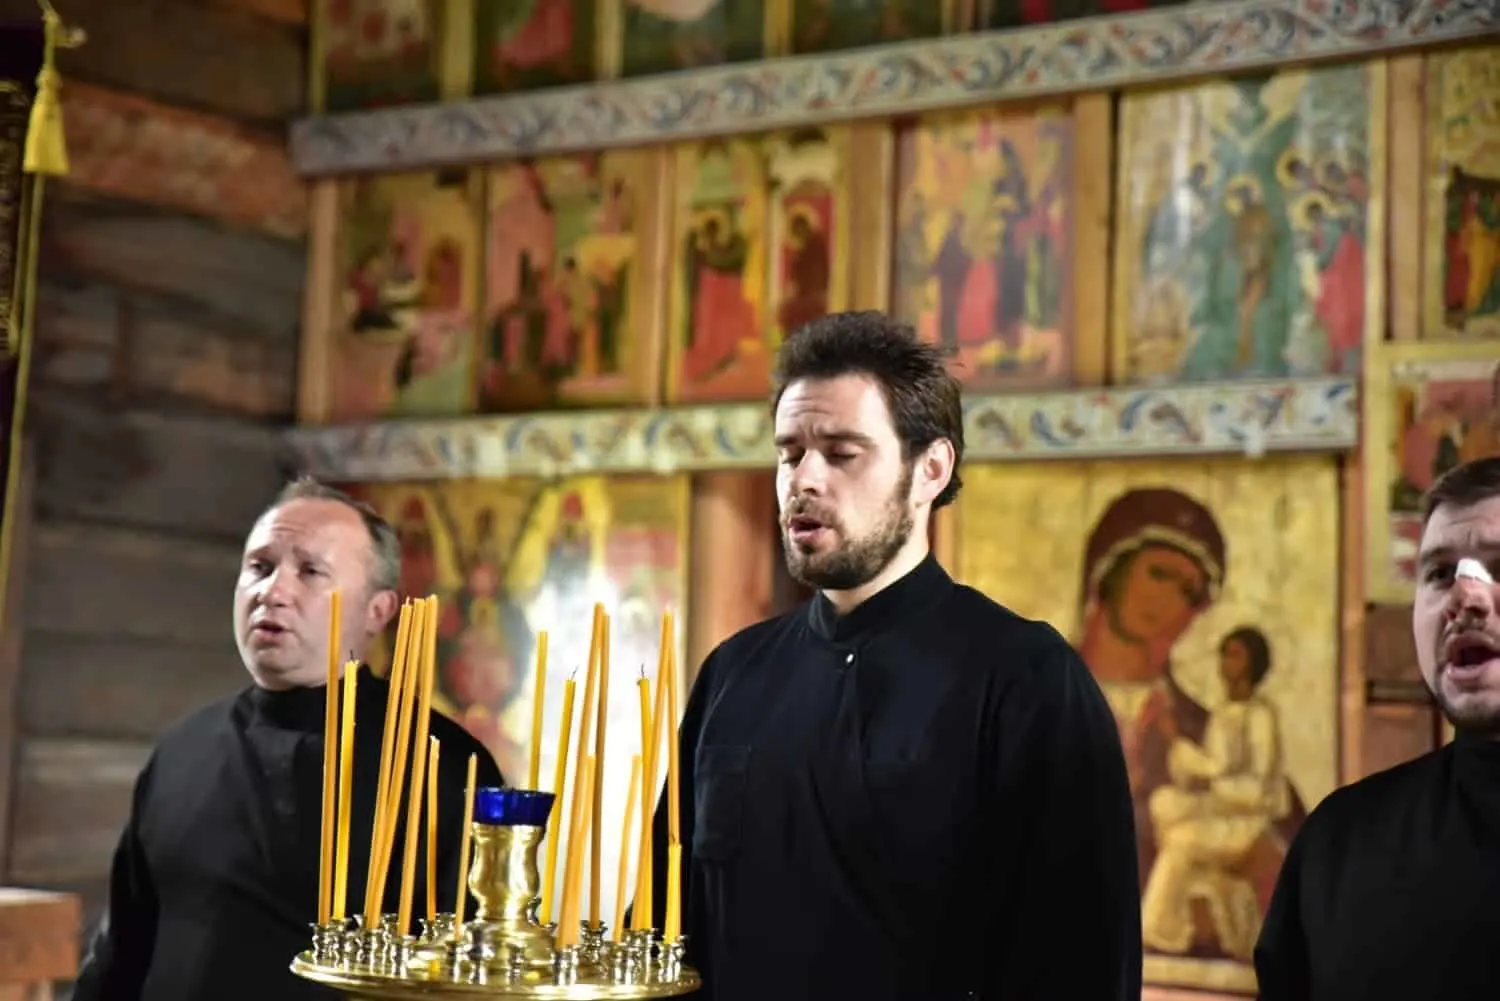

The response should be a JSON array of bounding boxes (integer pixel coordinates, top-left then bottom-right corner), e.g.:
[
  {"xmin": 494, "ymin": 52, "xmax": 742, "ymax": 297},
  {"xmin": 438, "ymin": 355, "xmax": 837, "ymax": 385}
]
[
  {"xmin": 289, "ymin": 0, "xmax": 1496, "ymax": 176},
  {"xmin": 282, "ymin": 376, "xmax": 1359, "ymax": 481}
]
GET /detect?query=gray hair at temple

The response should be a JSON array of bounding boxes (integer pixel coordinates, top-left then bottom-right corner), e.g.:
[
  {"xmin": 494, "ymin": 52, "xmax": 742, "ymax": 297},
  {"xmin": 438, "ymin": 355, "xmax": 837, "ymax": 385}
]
[
  {"xmin": 262, "ymin": 475, "xmax": 403, "ymax": 595},
  {"xmin": 1421, "ymin": 456, "xmax": 1500, "ymax": 525}
]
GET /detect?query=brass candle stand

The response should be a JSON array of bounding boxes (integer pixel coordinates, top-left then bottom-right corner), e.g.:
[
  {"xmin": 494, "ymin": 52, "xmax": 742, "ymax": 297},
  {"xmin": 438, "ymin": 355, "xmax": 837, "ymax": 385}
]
[{"xmin": 292, "ymin": 789, "xmax": 699, "ymax": 1000}]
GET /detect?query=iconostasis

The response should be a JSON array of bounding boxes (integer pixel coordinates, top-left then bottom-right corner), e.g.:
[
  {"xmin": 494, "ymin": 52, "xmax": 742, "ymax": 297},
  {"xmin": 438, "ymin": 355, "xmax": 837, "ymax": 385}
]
[{"xmin": 285, "ymin": 4, "xmax": 1498, "ymax": 995}]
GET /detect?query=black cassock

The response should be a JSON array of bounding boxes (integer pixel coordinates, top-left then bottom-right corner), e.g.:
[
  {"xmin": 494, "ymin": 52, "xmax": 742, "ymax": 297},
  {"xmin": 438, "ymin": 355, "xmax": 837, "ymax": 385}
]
[
  {"xmin": 72, "ymin": 668, "xmax": 504, "ymax": 1001},
  {"xmin": 641, "ymin": 555, "xmax": 1141, "ymax": 1001},
  {"xmin": 1255, "ymin": 732, "xmax": 1500, "ymax": 1000}
]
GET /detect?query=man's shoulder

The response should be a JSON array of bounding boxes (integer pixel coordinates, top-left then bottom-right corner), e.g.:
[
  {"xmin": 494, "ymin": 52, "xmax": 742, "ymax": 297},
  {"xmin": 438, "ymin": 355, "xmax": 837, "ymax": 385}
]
[
  {"xmin": 1299, "ymin": 746, "xmax": 1451, "ymax": 844},
  {"xmin": 425, "ymin": 705, "xmax": 506, "ymax": 784},
  {"xmin": 153, "ymin": 689, "xmax": 247, "ymax": 750},
  {"xmin": 941, "ymin": 582, "xmax": 1080, "ymax": 665}
]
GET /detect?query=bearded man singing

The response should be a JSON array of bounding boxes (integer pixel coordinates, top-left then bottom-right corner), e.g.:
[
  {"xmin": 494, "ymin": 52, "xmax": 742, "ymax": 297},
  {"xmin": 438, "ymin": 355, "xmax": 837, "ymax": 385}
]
[
  {"xmin": 1255, "ymin": 456, "xmax": 1500, "ymax": 1001},
  {"xmin": 636, "ymin": 311, "xmax": 1141, "ymax": 1001}
]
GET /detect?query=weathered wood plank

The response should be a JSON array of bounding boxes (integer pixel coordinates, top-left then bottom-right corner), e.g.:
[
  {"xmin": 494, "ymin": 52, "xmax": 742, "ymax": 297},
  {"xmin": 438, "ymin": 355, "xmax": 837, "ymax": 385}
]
[
  {"xmin": 1362, "ymin": 704, "xmax": 1437, "ymax": 782},
  {"xmin": 213, "ymin": 0, "xmax": 308, "ymax": 27},
  {"xmin": 62, "ymin": 82, "xmax": 307, "ymax": 239},
  {"xmin": 19, "ymin": 632, "xmax": 243, "ymax": 741},
  {"xmin": 29, "ymin": 391, "xmax": 287, "ymax": 539},
  {"xmin": 0, "ymin": 0, "xmax": 305, "ymax": 123},
  {"xmin": 40, "ymin": 187, "xmax": 306, "ymax": 339},
  {"xmin": 0, "ymin": 890, "xmax": 80, "ymax": 984},
  {"xmin": 24, "ymin": 521, "xmax": 243, "ymax": 646},
  {"xmin": 33, "ymin": 279, "xmax": 298, "ymax": 418},
  {"xmin": 7, "ymin": 739, "xmax": 148, "ymax": 884},
  {"xmin": 1364, "ymin": 603, "xmax": 1419, "ymax": 683}
]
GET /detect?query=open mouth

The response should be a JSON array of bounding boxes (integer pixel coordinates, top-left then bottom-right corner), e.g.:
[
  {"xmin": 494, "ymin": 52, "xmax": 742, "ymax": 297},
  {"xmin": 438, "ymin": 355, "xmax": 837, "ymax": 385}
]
[
  {"xmin": 1445, "ymin": 634, "xmax": 1500, "ymax": 678},
  {"xmin": 786, "ymin": 515, "xmax": 830, "ymax": 544},
  {"xmin": 250, "ymin": 622, "xmax": 289, "ymax": 641}
]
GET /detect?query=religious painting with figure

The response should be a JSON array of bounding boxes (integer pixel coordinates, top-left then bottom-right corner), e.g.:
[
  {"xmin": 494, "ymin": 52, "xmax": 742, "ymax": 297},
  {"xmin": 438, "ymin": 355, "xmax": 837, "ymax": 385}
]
[
  {"xmin": 321, "ymin": 0, "xmax": 444, "ymax": 111},
  {"xmin": 665, "ymin": 130, "xmax": 850, "ymax": 403},
  {"xmin": 1366, "ymin": 342, "xmax": 1500, "ymax": 603},
  {"xmin": 615, "ymin": 0, "xmax": 774, "ymax": 78},
  {"xmin": 788, "ymin": 0, "xmax": 950, "ymax": 55},
  {"xmin": 1113, "ymin": 63, "xmax": 1386, "ymax": 383},
  {"xmin": 956, "ymin": 458, "xmax": 1340, "ymax": 995},
  {"xmin": 472, "ymin": 0, "xmax": 598, "ymax": 95},
  {"xmin": 1424, "ymin": 47, "xmax": 1500, "ymax": 340},
  {"xmin": 477, "ymin": 150, "xmax": 667, "ymax": 411},
  {"xmin": 348, "ymin": 474, "xmax": 689, "ymax": 921},
  {"xmin": 892, "ymin": 105, "xmax": 1075, "ymax": 390},
  {"xmin": 976, "ymin": 0, "xmax": 1192, "ymax": 29},
  {"xmin": 329, "ymin": 171, "xmax": 480, "ymax": 422}
]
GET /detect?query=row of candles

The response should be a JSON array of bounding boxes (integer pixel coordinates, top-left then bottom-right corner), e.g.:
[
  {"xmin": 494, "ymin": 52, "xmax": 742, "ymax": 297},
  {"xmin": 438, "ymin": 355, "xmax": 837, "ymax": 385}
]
[{"xmin": 313, "ymin": 590, "xmax": 683, "ymax": 949}]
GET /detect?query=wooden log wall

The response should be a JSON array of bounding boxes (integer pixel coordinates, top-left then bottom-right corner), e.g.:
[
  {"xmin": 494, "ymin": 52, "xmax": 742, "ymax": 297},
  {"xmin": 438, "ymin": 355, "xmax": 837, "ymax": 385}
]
[{"xmin": 0, "ymin": 0, "xmax": 311, "ymax": 973}]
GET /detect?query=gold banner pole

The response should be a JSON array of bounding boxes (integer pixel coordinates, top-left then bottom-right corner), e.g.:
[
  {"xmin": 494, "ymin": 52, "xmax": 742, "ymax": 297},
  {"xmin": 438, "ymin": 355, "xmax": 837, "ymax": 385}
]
[{"xmin": 0, "ymin": 1, "xmax": 82, "ymax": 633}]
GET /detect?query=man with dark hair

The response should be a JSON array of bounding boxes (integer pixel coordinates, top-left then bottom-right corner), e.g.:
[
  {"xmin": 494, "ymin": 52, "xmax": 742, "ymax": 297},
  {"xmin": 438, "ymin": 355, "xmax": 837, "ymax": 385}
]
[
  {"xmin": 644, "ymin": 312, "xmax": 1140, "ymax": 1000},
  {"xmin": 73, "ymin": 477, "xmax": 504, "ymax": 1001},
  {"xmin": 1255, "ymin": 455, "xmax": 1500, "ymax": 1000}
]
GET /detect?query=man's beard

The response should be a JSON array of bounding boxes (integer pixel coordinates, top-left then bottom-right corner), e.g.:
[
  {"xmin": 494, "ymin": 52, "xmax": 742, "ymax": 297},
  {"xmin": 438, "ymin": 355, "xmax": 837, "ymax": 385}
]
[
  {"xmin": 781, "ymin": 465, "xmax": 914, "ymax": 592},
  {"xmin": 1430, "ymin": 675, "xmax": 1500, "ymax": 738}
]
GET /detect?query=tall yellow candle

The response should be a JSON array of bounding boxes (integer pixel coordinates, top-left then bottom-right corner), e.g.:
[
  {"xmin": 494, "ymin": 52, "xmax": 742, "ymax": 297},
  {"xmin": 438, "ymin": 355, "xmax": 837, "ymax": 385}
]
[
  {"xmin": 633, "ymin": 613, "xmax": 673, "ymax": 929},
  {"xmin": 666, "ymin": 641, "xmax": 681, "ymax": 845},
  {"xmin": 611, "ymin": 755, "xmax": 641, "ymax": 941},
  {"xmin": 363, "ymin": 600, "xmax": 413, "ymax": 924},
  {"xmin": 540, "ymin": 673, "xmax": 576, "ymax": 926},
  {"xmin": 557, "ymin": 756, "xmax": 595, "ymax": 949},
  {"xmin": 590, "ymin": 613, "xmax": 611, "ymax": 929},
  {"xmin": 425, "ymin": 735, "xmax": 440, "ymax": 921},
  {"xmin": 318, "ymin": 589, "xmax": 342, "ymax": 924},
  {"xmin": 451, "ymin": 753, "xmax": 477, "ymax": 941},
  {"xmin": 528, "ymin": 631, "xmax": 549, "ymax": 790},
  {"xmin": 397, "ymin": 597, "xmax": 440, "ymax": 935},
  {"xmin": 366, "ymin": 599, "xmax": 425, "ymax": 925},
  {"xmin": 560, "ymin": 607, "xmax": 604, "ymax": 933},
  {"xmin": 332, "ymin": 662, "xmax": 358, "ymax": 922},
  {"xmin": 664, "ymin": 843, "xmax": 682, "ymax": 941}
]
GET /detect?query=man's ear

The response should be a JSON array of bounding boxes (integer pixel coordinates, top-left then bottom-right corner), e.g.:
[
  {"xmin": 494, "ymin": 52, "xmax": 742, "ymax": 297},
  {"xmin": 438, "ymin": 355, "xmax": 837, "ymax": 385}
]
[
  {"xmin": 366, "ymin": 589, "xmax": 399, "ymax": 637},
  {"xmin": 914, "ymin": 439, "xmax": 955, "ymax": 506}
]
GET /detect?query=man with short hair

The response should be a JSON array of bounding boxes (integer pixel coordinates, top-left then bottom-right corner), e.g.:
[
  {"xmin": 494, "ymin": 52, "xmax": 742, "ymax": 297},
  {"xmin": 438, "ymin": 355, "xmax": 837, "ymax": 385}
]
[
  {"xmin": 646, "ymin": 312, "xmax": 1141, "ymax": 1000},
  {"xmin": 73, "ymin": 478, "xmax": 504, "ymax": 1001},
  {"xmin": 1254, "ymin": 455, "xmax": 1500, "ymax": 1000}
]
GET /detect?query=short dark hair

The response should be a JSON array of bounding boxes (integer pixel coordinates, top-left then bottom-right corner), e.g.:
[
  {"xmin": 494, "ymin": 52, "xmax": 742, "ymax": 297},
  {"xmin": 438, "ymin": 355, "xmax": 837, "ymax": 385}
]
[
  {"xmin": 771, "ymin": 311, "xmax": 965, "ymax": 508},
  {"xmin": 1422, "ymin": 456, "xmax": 1500, "ymax": 524},
  {"xmin": 262, "ymin": 475, "xmax": 402, "ymax": 593}
]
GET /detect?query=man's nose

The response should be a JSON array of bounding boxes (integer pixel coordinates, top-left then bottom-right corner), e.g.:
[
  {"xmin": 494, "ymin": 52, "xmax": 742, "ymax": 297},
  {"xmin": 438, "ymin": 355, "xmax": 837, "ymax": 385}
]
[
  {"xmin": 258, "ymin": 565, "xmax": 295, "ymax": 606},
  {"xmin": 1447, "ymin": 574, "xmax": 1497, "ymax": 621},
  {"xmin": 788, "ymin": 452, "xmax": 828, "ymax": 496}
]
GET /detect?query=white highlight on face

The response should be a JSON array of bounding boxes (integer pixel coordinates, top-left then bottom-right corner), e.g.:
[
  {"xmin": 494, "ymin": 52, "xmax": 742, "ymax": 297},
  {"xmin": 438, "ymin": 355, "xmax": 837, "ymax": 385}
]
[{"xmin": 1456, "ymin": 557, "xmax": 1494, "ymax": 585}]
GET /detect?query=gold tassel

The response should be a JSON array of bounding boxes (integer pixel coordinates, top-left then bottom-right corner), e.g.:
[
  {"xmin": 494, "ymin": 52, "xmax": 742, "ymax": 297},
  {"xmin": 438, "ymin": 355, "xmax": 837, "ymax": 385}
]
[{"xmin": 23, "ymin": 3, "xmax": 85, "ymax": 177}]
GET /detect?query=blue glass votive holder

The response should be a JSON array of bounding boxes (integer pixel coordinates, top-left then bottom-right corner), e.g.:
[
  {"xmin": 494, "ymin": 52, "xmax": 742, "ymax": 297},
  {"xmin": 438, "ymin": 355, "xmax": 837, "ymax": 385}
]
[{"xmin": 473, "ymin": 787, "xmax": 555, "ymax": 827}]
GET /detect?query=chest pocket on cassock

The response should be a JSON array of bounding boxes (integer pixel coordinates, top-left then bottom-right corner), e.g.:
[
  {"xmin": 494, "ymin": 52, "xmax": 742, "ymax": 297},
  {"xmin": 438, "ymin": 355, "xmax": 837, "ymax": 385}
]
[{"xmin": 693, "ymin": 744, "xmax": 751, "ymax": 862}]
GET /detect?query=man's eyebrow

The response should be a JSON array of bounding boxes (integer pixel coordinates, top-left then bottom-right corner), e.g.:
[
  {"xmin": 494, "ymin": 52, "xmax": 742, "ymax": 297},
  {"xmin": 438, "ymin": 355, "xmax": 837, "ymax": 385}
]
[
  {"xmin": 773, "ymin": 430, "xmax": 875, "ymax": 449},
  {"xmin": 1418, "ymin": 542, "xmax": 1500, "ymax": 566}
]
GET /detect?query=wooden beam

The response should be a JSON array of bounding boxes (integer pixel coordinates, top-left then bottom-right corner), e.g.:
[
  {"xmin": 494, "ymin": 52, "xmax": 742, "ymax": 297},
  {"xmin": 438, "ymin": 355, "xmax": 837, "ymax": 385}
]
[
  {"xmin": 294, "ymin": 180, "xmax": 337, "ymax": 422},
  {"xmin": 1364, "ymin": 603, "xmax": 1420, "ymax": 685},
  {"xmin": 24, "ymin": 521, "xmax": 243, "ymax": 647},
  {"xmin": 0, "ymin": 444, "xmax": 33, "ymax": 874},
  {"xmin": 1070, "ymin": 92, "xmax": 1112, "ymax": 385},
  {"xmin": 0, "ymin": 889, "xmax": 80, "ymax": 983},
  {"xmin": 1362, "ymin": 704, "xmax": 1438, "ymax": 779},
  {"xmin": 41, "ymin": 187, "xmax": 306, "ymax": 340},
  {"xmin": 19, "ymin": 633, "xmax": 243, "ymax": 741},
  {"xmin": 33, "ymin": 279, "xmax": 297, "ymax": 420},
  {"xmin": 0, "ymin": 0, "xmax": 306, "ymax": 123},
  {"xmin": 212, "ymin": 0, "xmax": 309, "ymax": 27},
  {"xmin": 28, "ymin": 391, "xmax": 287, "ymax": 541},
  {"xmin": 686, "ymin": 473, "xmax": 775, "ymax": 678},
  {"xmin": 7, "ymin": 739, "xmax": 148, "ymax": 884},
  {"xmin": 61, "ymin": 82, "xmax": 308, "ymax": 239}
]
